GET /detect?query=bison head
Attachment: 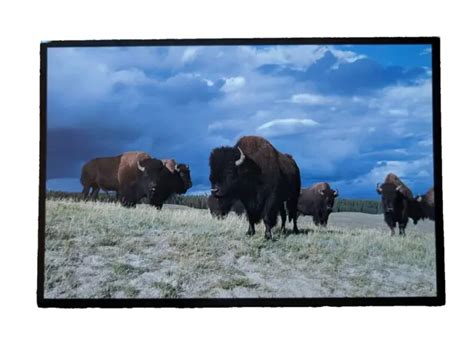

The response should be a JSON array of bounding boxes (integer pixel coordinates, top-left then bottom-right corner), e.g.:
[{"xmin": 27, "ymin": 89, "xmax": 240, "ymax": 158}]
[
  {"xmin": 176, "ymin": 163, "xmax": 193, "ymax": 192},
  {"xmin": 137, "ymin": 158, "xmax": 164, "ymax": 200},
  {"xmin": 209, "ymin": 146, "xmax": 247, "ymax": 199},
  {"xmin": 376, "ymin": 182, "xmax": 405, "ymax": 213},
  {"xmin": 408, "ymin": 196, "xmax": 426, "ymax": 224},
  {"xmin": 318, "ymin": 187, "xmax": 339, "ymax": 213}
]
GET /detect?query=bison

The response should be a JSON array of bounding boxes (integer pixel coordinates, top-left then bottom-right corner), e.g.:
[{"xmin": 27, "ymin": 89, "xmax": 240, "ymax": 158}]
[
  {"xmin": 209, "ymin": 136, "xmax": 300, "ymax": 240},
  {"xmin": 376, "ymin": 173, "xmax": 416, "ymax": 236},
  {"xmin": 297, "ymin": 182, "xmax": 339, "ymax": 227},
  {"xmin": 416, "ymin": 187, "xmax": 435, "ymax": 221},
  {"xmin": 148, "ymin": 160, "xmax": 192, "ymax": 209},
  {"xmin": 116, "ymin": 152, "xmax": 165, "ymax": 207},
  {"xmin": 80, "ymin": 152, "xmax": 192, "ymax": 208}
]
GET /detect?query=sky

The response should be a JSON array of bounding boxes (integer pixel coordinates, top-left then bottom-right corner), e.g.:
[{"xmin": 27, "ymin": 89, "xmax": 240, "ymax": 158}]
[{"xmin": 46, "ymin": 43, "xmax": 434, "ymax": 199}]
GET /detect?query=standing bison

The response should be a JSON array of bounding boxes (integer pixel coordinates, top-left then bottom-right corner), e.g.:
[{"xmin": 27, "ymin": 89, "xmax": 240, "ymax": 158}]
[
  {"xmin": 297, "ymin": 182, "xmax": 338, "ymax": 227},
  {"xmin": 80, "ymin": 152, "xmax": 192, "ymax": 208},
  {"xmin": 416, "ymin": 187, "xmax": 435, "ymax": 221},
  {"xmin": 209, "ymin": 136, "xmax": 300, "ymax": 240},
  {"xmin": 376, "ymin": 173, "xmax": 415, "ymax": 236},
  {"xmin": 148, "ymin": 160, "xmax": 192, "ymax": 209}
]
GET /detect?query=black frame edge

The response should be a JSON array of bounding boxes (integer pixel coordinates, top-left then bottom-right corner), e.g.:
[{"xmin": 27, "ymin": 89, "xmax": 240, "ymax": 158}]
[
  {"xmin": 431, "ymin": 38, "xmax": 446, "ymax": 305},
  {"xmin": 42, "ymin": 37, "xmax": 438, "ymax": 47},
  {"xmin": 38, "ymin": 43, "xmax": 47, "ymax": 307}
]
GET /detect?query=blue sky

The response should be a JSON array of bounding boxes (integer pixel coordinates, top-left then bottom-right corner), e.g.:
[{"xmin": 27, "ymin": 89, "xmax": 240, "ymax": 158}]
[{"xmin": 46, "ymin": 43, "xmax": 434, "ymax": 198}]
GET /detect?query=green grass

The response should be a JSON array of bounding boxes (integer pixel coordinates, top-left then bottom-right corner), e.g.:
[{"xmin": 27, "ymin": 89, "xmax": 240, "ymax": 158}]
[{"xmin": 44, "ymin": 198, "xmax": 437, "ymax": 298}]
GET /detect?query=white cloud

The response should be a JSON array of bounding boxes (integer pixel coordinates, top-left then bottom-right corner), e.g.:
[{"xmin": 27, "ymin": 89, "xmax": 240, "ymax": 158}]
[
  {"xmin": 239, "ymin": 45, "xmax": 327, "ymax": 70},
  {"xmin": 208, "ymin": 119, "xmax": 246, "ymax": 133},
  {"xmin": 238, "ymin": 45, "xmax": 366, "ymax": 71},
  {"xmin": 328, "ymin": 46, "xmax": 367, "ymax": 69},
  {"xmin": 387, "ymin": 108, "xmax": 409, "ymax": 117},
  {"xmin": 420, "ymin": 47, "xmax": 432, "ymax": 56},
  {"xmin": 111, "ymin": 68, "xmax": 154, "ymax": 86},
  {"xmin": 290, "ymin": 93, "xmax": 339, "ymax": 105},
  {"xmin": 256, "ymin": 118, "xmax": 319, "ymax": 137},
  {"xmin": 418, "ymin": 139, "xmax": 432, "ymax": 147},
  {"xmin": 220, "ymin": 76, "xmax": 246, "ymax": 93},
  {"xmin": 366, "ymin": 157, "xmax": 433, "ymax": 185},
  {"xmin": 182, "ymin": 47, "xmax": 200, "ymax": 63}
]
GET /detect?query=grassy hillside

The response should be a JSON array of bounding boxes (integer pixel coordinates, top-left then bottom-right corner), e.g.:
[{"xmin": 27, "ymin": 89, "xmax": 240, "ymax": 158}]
[{"xmin": 44, "ymin": 198, "xmax": 436, "ymax": 298}]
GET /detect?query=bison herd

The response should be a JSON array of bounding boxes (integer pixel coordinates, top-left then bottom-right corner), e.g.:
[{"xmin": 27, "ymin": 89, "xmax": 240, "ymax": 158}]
[{"xmin": 80, "ymin": 135, "xmax": 435, "ymax": 239}]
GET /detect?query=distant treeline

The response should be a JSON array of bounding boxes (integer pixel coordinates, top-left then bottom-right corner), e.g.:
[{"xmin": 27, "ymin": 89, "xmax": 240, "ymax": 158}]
[{"xmin": 46, "ymin": 191, "xmax": 383, "ymax": 214}]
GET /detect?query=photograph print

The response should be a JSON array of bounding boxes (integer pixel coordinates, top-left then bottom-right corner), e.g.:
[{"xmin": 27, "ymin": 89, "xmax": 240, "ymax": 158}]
[{"xmin": 39, "ymin": 38, "xmax": 444, "ymax": 306}]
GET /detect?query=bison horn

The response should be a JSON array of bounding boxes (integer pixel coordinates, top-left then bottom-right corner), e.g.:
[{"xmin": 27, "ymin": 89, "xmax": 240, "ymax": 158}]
[
  {"xmin": 416, "ymin": 195, "xmax": 422, "ymax": 202},
  {"xmin": 319, "ymin": 190, "xmax": 325, "ymax": 196},
  {"xmin": 376, "ymin": 183, "xmax": 382, "ymax": 193},
  {"xmin": 333, "ymin": 189, "xmax": 339, "ymax": 197},
  {"xmin": 396, "ymin": 185, "xmax": 402, "ymax": 191},
  {"xmin": 175, "ymin": 164, "xmax": 179, "ymax": 172},
  {"xmin": 235, "ymin": 146, "xmax": 245, "ymax": 166},
  {"xmin": 137, "ymin": 160, "xmax": 146, "ymax": 172},
  {"xmin": 211, "ymin": 188, "xmax": 218, "ymax": 192}
]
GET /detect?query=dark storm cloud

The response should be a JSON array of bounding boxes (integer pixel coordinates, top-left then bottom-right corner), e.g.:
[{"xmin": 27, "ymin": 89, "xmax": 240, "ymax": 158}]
[{"xmin": 47, "ymin": 127, "xmax": 142, "ymax": 179}]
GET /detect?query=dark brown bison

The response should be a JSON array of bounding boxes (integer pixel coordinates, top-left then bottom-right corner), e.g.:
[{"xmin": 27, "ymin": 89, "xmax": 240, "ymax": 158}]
[
  {"xmin": 116, "ymin": 152, "xmax": 164, "ymax": 207},
  {"xmin": 416, "ymin": 187, "xmax": 435, "ymax": 221},
  {"xmin": 148, "ymin": 160, "xmax": 192, "ymax": 209},
  {"xmin": 81, "ymin": 152, "xmax": 192, "ymax": 208},
  {"xmin": 297, "ymin": 182, "xmax": 338, "ymax": 226},
  {"xmin": 376, "ymin": 173, "xmax": 415, "ymax": 235},
  {"xmin": 209, "ymin": 136, "xmax": 300, "ymax": 240}
]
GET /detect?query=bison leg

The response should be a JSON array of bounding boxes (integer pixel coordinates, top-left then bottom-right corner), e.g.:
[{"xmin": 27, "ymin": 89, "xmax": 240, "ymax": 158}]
[
  {"xmin": 262, "ymin": 195, "xmax": 280, "ymax": 240},
  {"xmin": 82, "ymin": 185, "xmax": 91, "ymax": 200},
  {"xmin": 121, "ymin": 199, "xmax": 137, "ymax": 208},
  {"xmin": 246, "ymin": 222, "xmax": 256, "ymax": 236},
  {"xmin": 384, "ymin": 213, "xmax": 396, "ymax": 236},
  {"xmin": 91, "ymin": 185, "xmax": 100, "ymax": 200},
  {"xmin": 399, "ymin": 221, "xmax": 407, "ymax": 236},
  {"xmin": 312, "ymin": 212, "xmax": 321, "ymax": 226},
  {"xmin": 286, "ymin": 198, "xmax": 299, "ymax": 234},
  {"xmin": 279, "ymin": 204, "xmax": 287, "ymax": 232},
  {"xmin": 244, "ymin": 207, "xmax": 259, "ymax": 236}
]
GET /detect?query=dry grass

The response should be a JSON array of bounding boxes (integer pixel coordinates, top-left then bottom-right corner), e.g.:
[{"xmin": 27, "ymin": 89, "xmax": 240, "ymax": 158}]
[{"xmin": 44, "ymin": 198, "xmax": 437, "ymax": 298}]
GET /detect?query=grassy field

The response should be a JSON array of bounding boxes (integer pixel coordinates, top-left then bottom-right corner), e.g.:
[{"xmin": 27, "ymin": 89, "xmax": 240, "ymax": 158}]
[{"xmin": 44, "ymin": 198, "xmax": 437, "ymax": 298}]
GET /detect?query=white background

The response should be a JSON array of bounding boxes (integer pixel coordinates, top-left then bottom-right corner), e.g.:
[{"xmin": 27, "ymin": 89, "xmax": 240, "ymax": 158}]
[{"xmin": 0, "ymin": 1, "xmax": 472, "ymax": 354}]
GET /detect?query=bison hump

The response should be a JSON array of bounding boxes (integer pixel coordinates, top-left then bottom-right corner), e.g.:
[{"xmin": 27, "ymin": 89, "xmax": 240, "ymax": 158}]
[
  {"xmin": 384, "ymin": 173, "xmax": 413, "ymax": 198},
  {"xmin": 117, "ymin": 151, "xmax": 152, "ymax": 185},
  {"xmin": 235, "ymin": 136, "xmax": 280, "ymax": 174}
]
